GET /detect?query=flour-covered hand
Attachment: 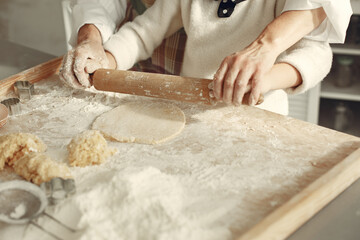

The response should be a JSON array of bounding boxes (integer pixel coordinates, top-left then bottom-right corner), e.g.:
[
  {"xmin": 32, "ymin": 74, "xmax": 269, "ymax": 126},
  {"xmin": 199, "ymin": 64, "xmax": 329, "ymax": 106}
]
[{"xmin": 59, "ymin": 40, "xmax": 109, "ymax": 89}]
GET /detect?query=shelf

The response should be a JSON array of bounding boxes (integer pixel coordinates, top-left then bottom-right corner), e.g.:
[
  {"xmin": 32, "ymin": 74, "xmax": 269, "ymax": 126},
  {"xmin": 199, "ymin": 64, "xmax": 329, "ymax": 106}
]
[
  {"xmin": 319, "ymin": 99, "xmax": 360, "ymax": 137},
  {"xmin": 331, "ymin": 44, "xmax": 360, "ymax": 56},
  {"xmin": 321, "ymin": 75, "xmax": 360, "ymax": 102}
]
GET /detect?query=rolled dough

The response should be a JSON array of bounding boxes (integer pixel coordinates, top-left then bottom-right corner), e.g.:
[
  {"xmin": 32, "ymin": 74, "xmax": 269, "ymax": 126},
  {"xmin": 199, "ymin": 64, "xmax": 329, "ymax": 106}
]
[{"xmin": 92, "ymin": 101, "xmax": 186, "ymax": 144}]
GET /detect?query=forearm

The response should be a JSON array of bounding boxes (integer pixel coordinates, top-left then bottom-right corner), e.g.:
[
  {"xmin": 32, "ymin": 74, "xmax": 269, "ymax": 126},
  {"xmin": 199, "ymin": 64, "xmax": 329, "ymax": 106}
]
[
  {"xmin": 70, "ymin": 0, "xmax": 127, "ymax": 46},
  {"xmin": 103, "ymin": 0, "xmax": 182, "ymax": 70},
  {"xmin": 264, "ymin": 63, "xmax": 302, "ymax": 92},
  {"xmin": 282, "ymin": 0, "xmax": 352, "ymax": 43},
  {"xmin": 248, "ymin": 8, "xmax": 327, "ymax": 56},
  {"xmin": 77, "ymin": 24, "xmax": 102, "ymax": 45},
  {"xmin": 276, "ymin": 38, "xmax": 332, "ymax": 95}
]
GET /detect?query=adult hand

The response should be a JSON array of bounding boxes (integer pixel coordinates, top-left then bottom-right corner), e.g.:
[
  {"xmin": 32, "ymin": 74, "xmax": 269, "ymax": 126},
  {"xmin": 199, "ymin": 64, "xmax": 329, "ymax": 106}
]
[
  {"xmin": 211, "ymin": 7, "xmax": 327, "ymax": 106},
  {"xmin": 212, "ymin": 42, "xmax": 277, "ymax": 106}
]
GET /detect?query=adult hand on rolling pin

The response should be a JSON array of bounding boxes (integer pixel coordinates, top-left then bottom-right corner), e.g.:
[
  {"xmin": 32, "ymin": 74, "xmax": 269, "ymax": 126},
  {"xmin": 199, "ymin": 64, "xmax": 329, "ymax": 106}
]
[
  {"xmin": 59, "ymin": 24, "xmax": 116, "ymax": 89},
  {"xmin": 212, "ymin": 42, "xmax": 277, "ymax": 106}
]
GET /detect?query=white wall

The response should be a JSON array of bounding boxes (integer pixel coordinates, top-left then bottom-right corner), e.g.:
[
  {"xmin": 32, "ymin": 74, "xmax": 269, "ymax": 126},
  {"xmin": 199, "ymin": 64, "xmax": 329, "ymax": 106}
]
[{"xmin": 0, "ymin": 0, "xmax": 67, "ymax": 56}]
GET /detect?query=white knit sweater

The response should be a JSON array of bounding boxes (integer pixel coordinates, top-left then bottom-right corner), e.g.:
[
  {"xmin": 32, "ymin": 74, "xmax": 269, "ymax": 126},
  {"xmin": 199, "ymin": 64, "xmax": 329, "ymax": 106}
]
[{"xmin": 103, "ymin": 0, "xmax": 334, "ymax": 115}]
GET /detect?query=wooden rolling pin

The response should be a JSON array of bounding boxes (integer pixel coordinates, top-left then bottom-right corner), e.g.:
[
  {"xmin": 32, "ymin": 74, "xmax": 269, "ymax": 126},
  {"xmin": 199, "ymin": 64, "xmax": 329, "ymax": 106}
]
[
  {"xmin": 92, "ymin": 69, "xmax": 213, "ymax": 104},
  {"xmin": 92, "ymin": 69, "xmax": 264, "ymax": 105}
]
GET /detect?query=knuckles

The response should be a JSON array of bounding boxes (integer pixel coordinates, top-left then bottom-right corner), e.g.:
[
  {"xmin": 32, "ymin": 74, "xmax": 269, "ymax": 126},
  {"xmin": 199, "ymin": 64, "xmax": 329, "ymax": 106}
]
[
  {"xmin": 235, "ymin": 81, "xmax": 246, "ymax": 89},
  {"xmin": 223, "ymin": 80, "xmax": 234, "ymax": 88}
]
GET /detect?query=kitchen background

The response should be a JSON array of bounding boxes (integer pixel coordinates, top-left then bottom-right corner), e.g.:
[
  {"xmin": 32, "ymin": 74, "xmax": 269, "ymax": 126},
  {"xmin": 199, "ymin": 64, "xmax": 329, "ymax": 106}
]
[
  {"xmin": 0, "ymin": 0, "xmax": 359, "ymax": 137},
  {"xmin": 0, "ymin": 0, "xmax": 66, "ymax": 56}
]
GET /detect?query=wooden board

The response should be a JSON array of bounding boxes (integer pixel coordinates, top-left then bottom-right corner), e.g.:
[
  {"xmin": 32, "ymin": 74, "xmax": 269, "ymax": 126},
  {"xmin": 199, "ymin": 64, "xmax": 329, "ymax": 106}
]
[
  {"xmin": 239, "ymin": 147, "xmax": 360, "ymax": 240},
  {"xmin": 0, "ymin": 56, "xmax": 62, "ymax": 96},
  {"xmin": 1, "ymin": 57, "xmax": 360, "ymax": 240}
]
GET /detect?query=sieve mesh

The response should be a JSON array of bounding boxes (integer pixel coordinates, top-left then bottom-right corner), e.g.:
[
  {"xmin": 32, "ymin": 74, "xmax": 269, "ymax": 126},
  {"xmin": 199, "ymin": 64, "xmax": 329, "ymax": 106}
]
[{"xmin": 0, "ymin": 180, "xmax": 47, "ymax": 224}]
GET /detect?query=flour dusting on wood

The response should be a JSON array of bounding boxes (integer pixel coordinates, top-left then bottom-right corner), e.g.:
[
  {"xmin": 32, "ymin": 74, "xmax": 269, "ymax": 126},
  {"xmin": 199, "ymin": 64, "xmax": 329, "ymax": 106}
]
[{"xmin": 1, "ymin": 75, "xmax": 359, "ymax": 240}]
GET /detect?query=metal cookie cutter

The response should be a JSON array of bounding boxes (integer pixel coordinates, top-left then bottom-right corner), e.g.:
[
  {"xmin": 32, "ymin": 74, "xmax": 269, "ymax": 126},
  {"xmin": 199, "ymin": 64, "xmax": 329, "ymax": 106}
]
[
  {"xmin": 14, "ymin": 81, "xmax": 35, "ymax": 100},
  {"xmin": 40, "ymin": 178, "xmax": 76, "ymax": 205},
  {"xmin": 0, "ymin": 103, "xmax": 9, "ymax": 128},
  {"xmin": 1, "ymin": 98, "xmax": 21, "ymax": 115}
]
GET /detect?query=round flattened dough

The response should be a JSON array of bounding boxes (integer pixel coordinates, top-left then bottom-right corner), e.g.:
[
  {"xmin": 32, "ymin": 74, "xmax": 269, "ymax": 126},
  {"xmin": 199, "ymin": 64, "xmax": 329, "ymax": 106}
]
[
  {"xmin": 67, "ymin": 130, "xmax": 117, "ymax": 167},
  {"xmin": 92, "ymin": 101, "xmax": 186, "ymax": 144},
  {"xmin": 0, "ymin": 133, "xmax": 47, "ymax": 170}
]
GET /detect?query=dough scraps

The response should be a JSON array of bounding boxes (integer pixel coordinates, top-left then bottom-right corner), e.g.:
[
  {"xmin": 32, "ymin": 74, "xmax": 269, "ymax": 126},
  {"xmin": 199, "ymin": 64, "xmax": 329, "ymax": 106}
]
[
  {"xmin": 92, "ymin": 101, "xmax": 186, "ymax": 144},
  {"xmin": 0, "ymin": 133, "xmax": 47, "ymax": 170},
  {"xmin": 67, "ymin": 130, "xmax": 117, "ymax": 167},
  {"xmin": 12, "ymin": 152, "xmax": 72, "ymax": 185}
]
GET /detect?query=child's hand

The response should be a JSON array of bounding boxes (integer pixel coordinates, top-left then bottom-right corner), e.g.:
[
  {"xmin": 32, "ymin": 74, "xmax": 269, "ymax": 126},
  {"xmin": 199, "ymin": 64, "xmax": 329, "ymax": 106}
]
[
  {"xmin": 60, "ymin": 40, "xmax": 110, "ymax": 89},
  {"xmin": 59, "ymin": 24, "xmax": 116, "ymax": 89},
  {"xmin": 212, "ymin": 42, "xmax": 278, "ymax": 106}
]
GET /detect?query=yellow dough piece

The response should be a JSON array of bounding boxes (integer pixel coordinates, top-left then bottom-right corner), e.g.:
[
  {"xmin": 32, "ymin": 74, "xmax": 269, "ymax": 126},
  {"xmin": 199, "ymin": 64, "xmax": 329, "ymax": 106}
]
[
  {"xmin": 67, "ymin": 130, "xmax": 117, "ymax": 167},
  {"xmin": 0, "ymin": 133, "xmax": 47, "ymax": 170},
  {"xmin": 12, "ymin": 152, "xmax": 72, "ymax": 185}
]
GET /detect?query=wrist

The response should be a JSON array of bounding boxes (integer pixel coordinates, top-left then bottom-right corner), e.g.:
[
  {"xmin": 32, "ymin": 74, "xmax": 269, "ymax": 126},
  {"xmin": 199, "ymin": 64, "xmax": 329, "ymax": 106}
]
[
  {"xmin": 251, "ymin": 26, "xmax": 283, "ymax": 57},
  {"xmin": 105, "ymin": 51, "xmax": 117, "ymax": 69},
  {"xmin": 77, "ymin": 24, "xmax": 102, "ymax": 45}
]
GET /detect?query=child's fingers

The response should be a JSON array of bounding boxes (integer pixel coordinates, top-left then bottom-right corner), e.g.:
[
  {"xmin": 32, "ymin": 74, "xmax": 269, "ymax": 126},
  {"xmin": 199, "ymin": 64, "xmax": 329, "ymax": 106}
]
[
  {"xmin": 85, "ymin": 59, "xmax": 102, "ymax": 74},
  {"xmin": 249, "ymin": 78, "xmax": 261, "ymax": 106},
  {"xmin": 209, "ymin": 90, "xmax": 215, "ymax": 98},
  {"xmin": 256, "ymin": 94, "xmax": 264, "ymax": 105},
  {"xmin": 208, "ymin": 81, "xmax": 214, "ymax": 90},
  {"xmin": 249, "ymin": 82, "xmax": 261, "ymax": 106},
  {"xmin": 249, "ymin": 70, "xmax": 265, "ymax": 106},
  {"xmin": 59, "ymin": 50, "xmax": 83, "ymax": 89},
  {"xmin": 74, "ymin": 51, "xmax": 91, "ymax": 88}
]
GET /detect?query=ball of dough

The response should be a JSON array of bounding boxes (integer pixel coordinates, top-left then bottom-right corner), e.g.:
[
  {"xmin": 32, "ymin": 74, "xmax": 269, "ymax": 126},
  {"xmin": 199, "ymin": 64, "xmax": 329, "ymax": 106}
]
[
  {"xmin": 67, "ymin": 130, "xmax": 117, "ymax": 167},
  {"xmin": 0, "ymin": 133, "xmax": 47, "ymax": 170},
  {"xmin": 12, "ymin": 152, "xmax": 72, "ymax": 185}
]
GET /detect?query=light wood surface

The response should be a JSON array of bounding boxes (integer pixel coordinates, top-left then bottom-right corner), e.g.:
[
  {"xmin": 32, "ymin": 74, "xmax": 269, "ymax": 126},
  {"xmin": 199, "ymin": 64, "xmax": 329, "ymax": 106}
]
[
  {"xmin": 238, "ymin": 148, "xmax": 360, "ymax": 240},
  {"xmin": 1, "ymin": 57, "xmax": 360, "ymax": 240},
  {"xmin": 0, "ymin": 56, "xmax": 62, "ymax": 96}
]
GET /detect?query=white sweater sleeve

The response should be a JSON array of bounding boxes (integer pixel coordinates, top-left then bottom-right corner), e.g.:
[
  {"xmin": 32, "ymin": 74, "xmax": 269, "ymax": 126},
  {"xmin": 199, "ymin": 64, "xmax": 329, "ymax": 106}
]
[
  {"xmin": 69, "ymin": 0, "xmax": 127, "ymax": 46},
  {"xmin": 103, "ymin": 0, "xmax": 182, "ymax": 70},
  {"xmin": 283, "ymin": 0, "xmax": 353, "ymax": 43},
  {"xmin": 276, "ymin": 39, "xmax": 332, "ymax": 95}
]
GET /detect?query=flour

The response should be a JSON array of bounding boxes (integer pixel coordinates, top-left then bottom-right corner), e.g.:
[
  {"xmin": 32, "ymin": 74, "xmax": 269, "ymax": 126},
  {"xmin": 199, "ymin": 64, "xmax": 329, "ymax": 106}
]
[
  {"xmin": 74, "ymin": 167, "xmax": 231, "ymax": 240},
  {"xmin": 9, "ymin": 203, "xmax": 26, "ymax": 219},
  {"xmin": 1, "ymin": 75, "xmax": 358, "ymax": 240}
]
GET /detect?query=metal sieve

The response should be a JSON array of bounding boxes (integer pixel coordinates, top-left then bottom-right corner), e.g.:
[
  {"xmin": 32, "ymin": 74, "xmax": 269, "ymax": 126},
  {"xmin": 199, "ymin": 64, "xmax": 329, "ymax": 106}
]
[
  {"xmin": 0, "ymin": 180, "xmax": 47, "ymax": 224},
  {"xmin": 0, "ymin": 180, "xmax": 77, "ymax": 240}
]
